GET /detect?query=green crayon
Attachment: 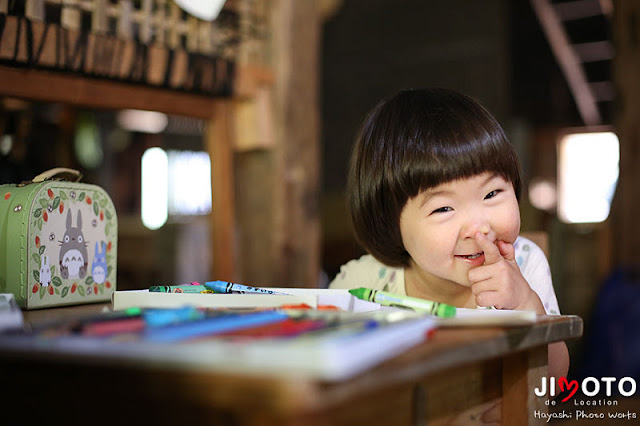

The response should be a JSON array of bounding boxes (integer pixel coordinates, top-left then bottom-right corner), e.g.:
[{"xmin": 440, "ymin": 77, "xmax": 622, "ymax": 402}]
[
  {"xmin": 348, "ymin": 287, "xmax": 456, "ymax": 318},
  {"xmin": 149, "ymin": 284, "xmax": 212, "ymax": 294}
]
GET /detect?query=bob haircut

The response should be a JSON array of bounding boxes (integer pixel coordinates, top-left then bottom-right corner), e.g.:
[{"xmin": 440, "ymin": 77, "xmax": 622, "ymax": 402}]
[{"xmin": 348, "ymin": 88, "xmax": 522, "ymax": 267}]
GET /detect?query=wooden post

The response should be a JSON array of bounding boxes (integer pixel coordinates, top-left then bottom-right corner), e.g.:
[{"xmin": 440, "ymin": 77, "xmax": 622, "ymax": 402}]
[
  {"xmin": 270, "ymin": 0, "xmax": 321, "ymax": 287},
  {"xmin": 231, "ymin": 0, "xmax": 320, "ymax": 286},
  {"xmin": 502, "ymin": 347, "xmax": 547, "ymax": 425},
  {"xmin": 611, "ymin": 1, "xmax": 640, "ymax": 267},
  {"xmin": 206, "ymin": 100, "xmax": 237, "ymax": 280}
]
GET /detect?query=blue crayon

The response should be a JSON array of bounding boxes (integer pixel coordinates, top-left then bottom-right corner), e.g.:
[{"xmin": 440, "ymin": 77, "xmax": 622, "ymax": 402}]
[
  {"xmin": 143, "ymin": 307, "xmax": 205, "ymax": 327},
  {"xmin": 204, "ymin": 280, "xmax": 290, "ymax": 295},
  {"xmin": 144, "ymin": 311, "xmax": 289, "ymax": 342}
]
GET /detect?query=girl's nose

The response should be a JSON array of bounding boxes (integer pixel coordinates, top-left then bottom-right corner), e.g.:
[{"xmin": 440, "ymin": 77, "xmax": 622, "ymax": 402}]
[{"xmin": 462, "ymin": 219, "xmax": 494, "ymax": 240}]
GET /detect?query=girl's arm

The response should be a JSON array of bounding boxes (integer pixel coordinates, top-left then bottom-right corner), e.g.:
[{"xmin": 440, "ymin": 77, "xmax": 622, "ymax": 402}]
[{"xmin": 549, "ymin": 341, "xmax": 570, "ymax": 380}]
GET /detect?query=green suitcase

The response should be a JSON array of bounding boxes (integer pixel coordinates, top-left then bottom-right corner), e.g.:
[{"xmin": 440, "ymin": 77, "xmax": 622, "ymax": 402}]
[{"xmin": 0, "ymin": 168, "xmax": 117, "ymax": 309}]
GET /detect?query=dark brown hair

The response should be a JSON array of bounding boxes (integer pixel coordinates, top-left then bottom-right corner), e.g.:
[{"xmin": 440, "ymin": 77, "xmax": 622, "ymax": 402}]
[{"xmin": 348, "ymin": 88, "xmax": 522, "ymax": 267}]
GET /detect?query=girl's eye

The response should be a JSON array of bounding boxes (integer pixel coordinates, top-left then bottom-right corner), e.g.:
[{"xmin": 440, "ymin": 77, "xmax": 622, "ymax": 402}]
[
  {"xmin": 431, "ymin": 206, "xmax": 453, "ymax": 214},
  {"xmin": 485, "ymin": 189, "xmax": 502, "ymax": 200}
]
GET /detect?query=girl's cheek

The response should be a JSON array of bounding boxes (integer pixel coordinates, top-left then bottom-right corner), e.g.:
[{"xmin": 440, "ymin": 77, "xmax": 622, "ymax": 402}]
[{"xmin": 493, "ymin": 215, "xmax": 520, "ymax": 243}]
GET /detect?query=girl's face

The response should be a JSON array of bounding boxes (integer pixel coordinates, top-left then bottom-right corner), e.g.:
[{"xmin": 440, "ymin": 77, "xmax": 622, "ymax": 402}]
[{"xmin": 399, "ymin": 172, "xmax": 520, "ymax": 288}]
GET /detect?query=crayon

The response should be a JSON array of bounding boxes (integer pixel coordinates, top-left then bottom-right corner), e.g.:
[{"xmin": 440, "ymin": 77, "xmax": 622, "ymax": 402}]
[
  {"xmin": 154, "ymin": 282, "xmax": 201, "ymax": 286},
  {"xmin": 69, "ymin": 307, "xmax": 144, "ymax": 336},
  {"xmin": 143, "ymin": 306, "xmax": 205, "ymax": 327},
  {"xmin": 204, "ymin": 280, "xmax": 290, "ymax": 295},
  {"xmin": 219, "ymin": 318, "xmax": 328, "ymax": 338},
  {"xmin": 81, "ymin": 317, "xmax": 146, "ymax": 336},
  {"xmin": 149, "ymin": 284, "xmax": 212, "ymax": 293},
  {"xmin": 348, "ymin": 287, "xmax": 456, "ymax": 318},
  {"xmin": 144, "ymin": 311, "xmax": 289, "ymax": 342}
]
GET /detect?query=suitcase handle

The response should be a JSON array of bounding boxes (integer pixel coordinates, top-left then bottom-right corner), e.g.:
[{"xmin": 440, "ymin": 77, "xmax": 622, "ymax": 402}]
[{"xmin": 32, "ymin": 168, "xmax": 83, "ymax": 183}]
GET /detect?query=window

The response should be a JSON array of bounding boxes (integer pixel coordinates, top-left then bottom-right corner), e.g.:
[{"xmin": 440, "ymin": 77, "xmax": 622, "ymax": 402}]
[
  {"xmin": 557, "ymin": 131, "xmax": 619, "ymax": 223},
  {"xmin": 141, "ymin": 148, "xmax": 212, "ymax": 230}
]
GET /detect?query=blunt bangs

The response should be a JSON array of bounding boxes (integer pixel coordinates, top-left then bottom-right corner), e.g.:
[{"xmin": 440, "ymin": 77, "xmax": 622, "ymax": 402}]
[
  {"xmin": 395, "ymin": 117, "xmax": 522, "ymax": 202},
  {"xmin": 348, "ymin": 88, "xmax": 522, "ymax": 267}
]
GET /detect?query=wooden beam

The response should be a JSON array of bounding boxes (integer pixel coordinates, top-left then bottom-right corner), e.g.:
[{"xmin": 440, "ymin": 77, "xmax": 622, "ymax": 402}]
[{"xmin": 0, "ymin": 66, "xmax": 217, "ymax": 118}]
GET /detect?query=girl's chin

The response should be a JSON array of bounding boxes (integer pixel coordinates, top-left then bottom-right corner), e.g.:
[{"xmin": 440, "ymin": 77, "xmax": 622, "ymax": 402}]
[{"xmin": 456, "ymin": 279, "xmax": 473, "ymax": 288}]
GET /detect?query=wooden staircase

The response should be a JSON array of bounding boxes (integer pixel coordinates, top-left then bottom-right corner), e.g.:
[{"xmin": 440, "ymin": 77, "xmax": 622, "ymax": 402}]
[{"xmin": 530, "ymin": 0, "xmax": 614, "ymax": 126}]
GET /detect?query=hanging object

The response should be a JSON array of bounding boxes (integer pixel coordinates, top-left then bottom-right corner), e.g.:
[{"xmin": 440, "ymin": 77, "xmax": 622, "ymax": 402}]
[{"xmin": 173, "ymin": 0, "xmax": 227, "ymax": 21}]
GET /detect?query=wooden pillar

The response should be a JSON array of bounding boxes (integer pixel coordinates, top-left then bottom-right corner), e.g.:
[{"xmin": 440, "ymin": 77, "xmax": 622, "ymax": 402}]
[
  {"xmin": 611, "ymin": 1, "xmax": 640, "ymax": 268},
  {"xmin": 271, "ymin": 0, "xmax": 321, "ymax": 287},
  {"xmin": 207, "ymin": 100, "xmax": 237, "ymax": 280}
]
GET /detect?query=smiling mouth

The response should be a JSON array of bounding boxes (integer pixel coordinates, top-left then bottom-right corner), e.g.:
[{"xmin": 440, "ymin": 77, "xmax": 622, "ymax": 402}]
[{"xmin": 457, "ymin": 252, "xmax": 483, "ymax": 260}]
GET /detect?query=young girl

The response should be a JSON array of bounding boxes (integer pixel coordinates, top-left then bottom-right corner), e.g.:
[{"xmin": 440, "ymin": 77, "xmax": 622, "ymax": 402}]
[{"xmin": 329, "ymin": 88, "xmax": 569, "ymax": 380}]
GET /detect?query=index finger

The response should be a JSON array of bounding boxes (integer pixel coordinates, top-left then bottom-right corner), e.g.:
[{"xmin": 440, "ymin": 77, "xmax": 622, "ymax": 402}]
[{"xmin": 475, "ymin": 232, "xmax": 502, "ymax": 265}]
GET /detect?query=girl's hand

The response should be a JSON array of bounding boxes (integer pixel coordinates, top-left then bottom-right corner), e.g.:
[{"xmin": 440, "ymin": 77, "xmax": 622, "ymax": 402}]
[{"xmin": 468, "ymin": 232, "xmax": 544, "ymax": 313}]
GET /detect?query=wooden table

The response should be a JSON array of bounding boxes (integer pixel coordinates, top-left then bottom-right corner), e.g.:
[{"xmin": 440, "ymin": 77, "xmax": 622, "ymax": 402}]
[{"xmin": 0, "ymin": 304, "xmax": 582, "ymax": 426}]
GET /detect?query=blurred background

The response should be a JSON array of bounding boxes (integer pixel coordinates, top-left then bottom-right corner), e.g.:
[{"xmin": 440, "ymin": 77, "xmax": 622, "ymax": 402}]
[{"xmin": 0, "ymin": 0, "xmax": 638, "ymax": 397}]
